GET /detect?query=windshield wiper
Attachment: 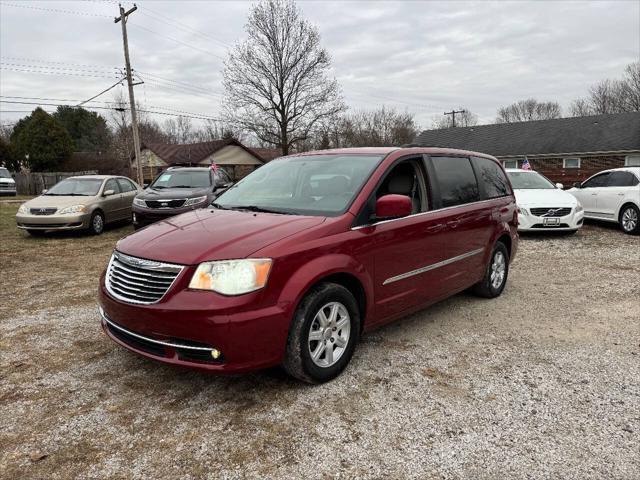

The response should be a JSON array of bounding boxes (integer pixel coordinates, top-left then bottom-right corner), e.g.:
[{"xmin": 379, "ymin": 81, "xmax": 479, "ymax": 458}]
[
  {"xmin": 170, "ymin": 185, "xmax": 195, "ymax": 188},
  {"xmin": 210, "ymin": 202, "xmax": 231, "ymax": 210},
  {"xmin": 232, "ymin": 205, "xmax": 292, "ymax": 215}
]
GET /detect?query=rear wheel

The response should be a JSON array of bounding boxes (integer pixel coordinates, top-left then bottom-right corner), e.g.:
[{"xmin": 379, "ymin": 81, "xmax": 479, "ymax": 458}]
[
  {"xmin": 473, "ymin": 241, "xmax": 509, "ymax": 298},
  {"xmin": 283, "ymin": 282, "xmax": 360, "ymax": 383},
  {"xmin": 619, "ymin": 204, "xmax": 639, "ymax": 235}
]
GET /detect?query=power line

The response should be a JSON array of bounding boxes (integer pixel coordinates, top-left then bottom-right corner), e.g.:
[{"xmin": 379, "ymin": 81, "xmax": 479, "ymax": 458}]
[
  {"xmin": 138, "ymin": 7, "xmax": 231, "ymax": 49},
  {"xmin": 0, "ymin": 57, "xmax": 117, "ymax": 71},
  {"xmin": 130, "ymin": 24, "xmax": 225, "ymax": 60},
  {"xmin": 77, "ymin": 78, "xmax": 126, "ymax": 106},
  {"xmin": 0, "ymin": 66, "xmax": 117, "ymax": 79},
  {"xmin": 0, "ymin": 62, "xmax": 117, "ymax": 75},
  {"xmin": 0, "ymin": 2, "xmax": 111, "ymax": 18}
]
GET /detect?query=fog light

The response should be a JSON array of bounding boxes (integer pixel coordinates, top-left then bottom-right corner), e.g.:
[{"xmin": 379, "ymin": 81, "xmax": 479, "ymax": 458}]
[{"xmin": 211, "ymin": 349, "xmax": 221, "ymax": 360}]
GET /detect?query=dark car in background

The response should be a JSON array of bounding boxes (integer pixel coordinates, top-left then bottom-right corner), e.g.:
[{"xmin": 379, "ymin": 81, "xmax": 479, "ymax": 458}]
[{"xmin": 132, "ymin": 166, "xmax": 233, "ymax": 229}]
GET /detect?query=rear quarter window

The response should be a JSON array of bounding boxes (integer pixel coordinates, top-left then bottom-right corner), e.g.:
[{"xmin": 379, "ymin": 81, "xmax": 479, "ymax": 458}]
[
  {"xmin": 472, "ymin": 156, "xmax": 511, "ymax": 199},
  {"xmin": 430, "ymin": 156, "xmax": 480, "ymax": 208}
]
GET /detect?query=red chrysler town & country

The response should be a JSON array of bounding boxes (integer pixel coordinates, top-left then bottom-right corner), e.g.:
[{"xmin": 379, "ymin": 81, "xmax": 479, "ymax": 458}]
[{"xmin": 99, "ymin": 147, "xmax": 518, "ymax": 383}]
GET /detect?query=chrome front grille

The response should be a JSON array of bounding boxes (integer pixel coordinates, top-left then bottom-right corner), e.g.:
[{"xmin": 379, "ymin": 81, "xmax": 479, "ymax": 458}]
[
  {"xmin": 530, "ymin": 207, "xmax": 572, "ymax": 217},
  {"xmin": 105, "ymin": 251, "xmax": 184, "ymax": 305}
]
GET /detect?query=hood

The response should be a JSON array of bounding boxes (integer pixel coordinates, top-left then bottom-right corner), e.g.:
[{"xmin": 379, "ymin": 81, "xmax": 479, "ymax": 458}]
[
  {"xmin": 116, "ymin": 208, "xmax": 326, "ymax": 265},
  {"xmin": 513, "ymin": 188, "xmax": 578, "ymax": 207},
  {"xmin": 138, "ymin": 186, "xmax": 211, "ymax": 200},
  {"xmin": 23, "ymin": 194, "xmax": 97, "ymax": 209}
]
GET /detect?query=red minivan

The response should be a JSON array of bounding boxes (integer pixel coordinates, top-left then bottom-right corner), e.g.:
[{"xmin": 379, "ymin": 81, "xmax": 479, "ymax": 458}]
[{"xmin": 99, "ymin": 147, "xmax": 518, "ymax": 383}]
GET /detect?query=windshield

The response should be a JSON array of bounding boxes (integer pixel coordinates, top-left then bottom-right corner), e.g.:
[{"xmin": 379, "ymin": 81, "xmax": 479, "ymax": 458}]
[
  {"xmin": 507, "ymin": 171, "xmax": 555, "ymax": 190},
  {"xmin": 150, "ymin": 170, "xmax": 212, "ymax": 189},
  {"xmin": 215, "ymin": 154, "xmax": 384, "ymax": 216},
  {"xmin": 45, "ymin": 178, "xmax": 103, "ymax": 196},
  {"xmin": 0, "ymin": 168, "xmax": 11, "ymax": 178}
]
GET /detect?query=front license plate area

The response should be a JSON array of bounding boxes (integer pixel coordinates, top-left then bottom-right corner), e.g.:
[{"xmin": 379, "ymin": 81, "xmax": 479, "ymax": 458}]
[{"xmin": 543, "ymin": 217, "xmax": 560, "ymax": 226}]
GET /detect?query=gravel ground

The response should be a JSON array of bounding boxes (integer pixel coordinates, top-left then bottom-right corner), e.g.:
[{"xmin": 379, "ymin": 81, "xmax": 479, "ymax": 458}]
[{"xmin": 1, "ymin": 222, "xmax": 639, "ymax": 479}]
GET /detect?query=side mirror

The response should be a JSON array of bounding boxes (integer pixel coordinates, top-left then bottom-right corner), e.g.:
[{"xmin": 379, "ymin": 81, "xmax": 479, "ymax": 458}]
[
  {"xmin": 375, "ymin": 194, "xmax": 412, "ymax": 219},
  {"xmin": 41, "ymin": 189, "xmax": 48, "ymax": 194},
  {"xmin": 103, "ymin": 189, "xmax": 115, "ymax": 196},
  {"xmin": 573, "ymin": 181, "xmax": 582, "ymax": 188},
  {"xmin": 555, "ymin": 183, "xmax": 564, "ymax": 190}
]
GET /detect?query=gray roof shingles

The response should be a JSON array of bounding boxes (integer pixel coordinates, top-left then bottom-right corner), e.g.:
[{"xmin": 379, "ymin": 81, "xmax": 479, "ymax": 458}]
[{"xmin": 414, "ymin": 111, "xmax": 640, "ymax": 157}]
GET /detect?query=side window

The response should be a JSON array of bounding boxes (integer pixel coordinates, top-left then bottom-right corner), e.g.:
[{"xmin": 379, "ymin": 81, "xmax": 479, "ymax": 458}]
[
  {"xmin": 104, "ymin": 179, "xmax": 120, "ymax": 193},
  {"xmin": 117, "ymin": 178, "xmax": 136, "ymax": 192},
  {"xmin": 607, "ymin": 171, "xmax": 639, "ymax": 187},
  {"xmin": 473, "ymin": 157, "xmax": 510, "ymax": 199},
  {"xmin": 430, "ymin": 156, "xmax": 479, "ymax": 208},
  {"xmin": 582, "ymin": 173, "xmax": 610, "ymax": 188},
  {"xmin": 375, "ymin": 159, "xmax": 428, "ymax": 214}
]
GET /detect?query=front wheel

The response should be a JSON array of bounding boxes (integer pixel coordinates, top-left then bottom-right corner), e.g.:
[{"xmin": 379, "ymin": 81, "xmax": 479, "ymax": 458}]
[
  {"xmin": 89, "ymin": 211, "xmax": 104, "ymax": 235},
  {"xmin": 473, "ymin": 241, "xmax": 509, "ymax": 298},
  {"xmin": 619, "ymin": 204, "xmax": 639, "ymax": 235},
  {"xmin": 283, "ymin": 282, "xmax": 360, "ymax": 383}
]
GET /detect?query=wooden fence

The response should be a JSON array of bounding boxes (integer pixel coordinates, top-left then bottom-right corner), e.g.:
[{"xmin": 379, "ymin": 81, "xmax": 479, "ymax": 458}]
[{"xmin": 13, "ymin": 171, "xmax": 98, "ymax": 195}]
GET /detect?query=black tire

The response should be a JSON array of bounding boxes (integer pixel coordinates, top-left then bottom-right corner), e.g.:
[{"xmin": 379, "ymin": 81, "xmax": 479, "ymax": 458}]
[
  {"xmin": 619, "ymin": 204, "xmax": 640, "ymax": 235},
  {"xmin": 89, "ymin": 210, "xmax": 105, "ymax": 235},
  {"xmin": 283, "ymin": 282, "xmax": 360, "ymax": 383},
  {"xmin": 26, "ymin": 229, "xmax": 45, "ymax": 236},
  {"xmin": 473, "ymin": 241, "xmax": 509, "ymax": 298}
]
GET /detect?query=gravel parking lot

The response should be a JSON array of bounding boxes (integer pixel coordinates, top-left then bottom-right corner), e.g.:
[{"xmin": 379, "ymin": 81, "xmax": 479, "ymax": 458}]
[{"xmin": 1, "ymin": 200, "xmax": 639, "ymax": 479}]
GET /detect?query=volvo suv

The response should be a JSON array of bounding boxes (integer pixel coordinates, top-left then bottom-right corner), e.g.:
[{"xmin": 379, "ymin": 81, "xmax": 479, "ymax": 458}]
[
  {"xmin": 132, "ymin": 166, "xmax": 233, "ymax": 229},
  {"xmin": 99, "ymin": 147, "xmax": 518, "ymax": 383}
]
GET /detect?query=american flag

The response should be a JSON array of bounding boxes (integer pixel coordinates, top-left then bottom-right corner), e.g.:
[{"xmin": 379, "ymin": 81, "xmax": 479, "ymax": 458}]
[
  {"xmin": 210, "ymin": 162, "xmax": 219, "ymax": 173},
  {"xmin": 521, "ymin": 157, "xmax": 532, "ymax": 170}
]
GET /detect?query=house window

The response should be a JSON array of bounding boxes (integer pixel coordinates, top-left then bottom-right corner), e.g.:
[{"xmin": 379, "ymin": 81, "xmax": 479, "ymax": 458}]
[
  {"xmin": 563, "ymin": 158, "xmax": 581, "ymax": 169},
  {"xmin": 625, "ymin": 155, "xmax": 640, "ymax": 167},
  {"xmin": 502, "ymin": 159, "xmax": 518, "ymax": 169}
]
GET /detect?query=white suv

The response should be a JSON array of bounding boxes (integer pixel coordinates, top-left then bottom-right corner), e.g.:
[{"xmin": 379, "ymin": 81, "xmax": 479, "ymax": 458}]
[
  {"xmin": 569, "ymin": 167, "xmax": 640, "ymax": 234},
  {"xmin": 0, "ymin": 167, "xmax": 17, "ymax": 196}
]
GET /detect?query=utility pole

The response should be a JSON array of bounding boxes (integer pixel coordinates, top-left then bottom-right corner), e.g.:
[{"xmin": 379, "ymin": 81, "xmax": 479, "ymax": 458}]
[
  {"xmin": 115, "ymin": 4, "xmax": 143, "ymax": 186},
  {"xmin": 443, "ymin": 109, "xmax": 466, "ymax": 128}
]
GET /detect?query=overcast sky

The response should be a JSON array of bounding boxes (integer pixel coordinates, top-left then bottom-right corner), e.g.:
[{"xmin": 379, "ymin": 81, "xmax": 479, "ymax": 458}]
[{"xmin": 1, "ymin": 0, "xmax": 639, "ymax": 133}]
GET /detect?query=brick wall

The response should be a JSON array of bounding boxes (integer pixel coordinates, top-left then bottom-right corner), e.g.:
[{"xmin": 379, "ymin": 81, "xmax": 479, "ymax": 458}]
[{"xmin": 504, "ymin": 155, "xmax": 627, "ymax": 186}]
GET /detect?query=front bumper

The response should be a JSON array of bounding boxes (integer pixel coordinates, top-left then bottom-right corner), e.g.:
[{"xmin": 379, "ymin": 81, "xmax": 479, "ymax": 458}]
[
  {"xmin": 132, "ymin": 203, "xmax": 208, "ymax": 227},
  {"xmin": 98, "ymin": 273, "xmax": 289, "ymax": 373},
  {"xmin": 517, "ymin": 209, "xmax": 584, "ymax": 232},
  {"xmin": 16, "ymin": 212, "xmax": 90, "ymax": 230}
]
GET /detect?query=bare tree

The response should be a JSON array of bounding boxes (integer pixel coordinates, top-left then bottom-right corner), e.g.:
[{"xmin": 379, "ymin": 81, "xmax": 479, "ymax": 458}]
[
  {"xmin": 164, "ymin": 116, "xmax": 194, "ymax": 143},
  {"xmin": 222, "ymin": 0, "xmax": 345, "ymax": 155},
  {"xmin": 496, "ymin": 99, "xmax": 562, "ymax": 123},
  {"xmin": 192, "ymin": 120, "xmax": 246, "ymax": 143},
  {"xmin": 340, "ymin": 107, "xmax": 419, "ymax": 147},
  {"xmin": 569, "ymin": 62, "xmax": 640, "ymax": 116},
  {"xmin": 431, "ymin": 109, "xmax": 478, "ymax": 129}
]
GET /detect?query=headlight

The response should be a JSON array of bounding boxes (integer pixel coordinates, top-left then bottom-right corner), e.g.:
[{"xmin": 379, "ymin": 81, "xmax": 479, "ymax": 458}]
[
  {"xmin": 58, "ymin": 205, "xmax": 87, "ymax": 214},
  {"xmin": 18, "ymin": 203, "xmax": 29, "ymax": 214},
  {"xmin": 575, "ymin": 203, "xmax": 583, "ymax": 213},
  {"xmin": 517, "ymin": 207, "xmax": 529, "ymax": 216},
  {"xmin": 184, "ymin": 195, "xmax": 208, "ymax": 207},
  {"xmin": 189, "ymin": 259, "xmax": 272, "ymax": 295},
  {"xmin": 133, "ymin": 197, "xmax": 146, "ymax": 207}
]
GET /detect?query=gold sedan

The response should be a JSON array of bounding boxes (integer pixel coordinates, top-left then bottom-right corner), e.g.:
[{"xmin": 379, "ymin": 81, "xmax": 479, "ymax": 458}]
[{"xmin": 16, "ymin": 175, "xmax": 141, "ymax": 235}]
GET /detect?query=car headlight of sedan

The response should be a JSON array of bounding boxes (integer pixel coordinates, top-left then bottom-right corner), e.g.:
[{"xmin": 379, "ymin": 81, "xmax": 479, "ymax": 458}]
[
  {"xmin": 133, "ymin": 197, "xmax": 146, "ymax": 207},
  {"xmin": 189, "ymin": 259, "xmax": 272, "ymax": 295},
  {"xmin": 17, "ymin": 203, "xmax": 29, "ymax": 214},
  {"xmin": 58, "ymin": 204, "xmax": 87, "ymax": 215},
  {"xmin": 184, "ymin": 195, "xmax": 208, "ymax": 207},
  {"xmin": 517, "ymin": 207, "xmax": 529, "ymax": 216},
  {"xmin": 575, "ymin": 203, "xmax": 583, "ymax": 213}
]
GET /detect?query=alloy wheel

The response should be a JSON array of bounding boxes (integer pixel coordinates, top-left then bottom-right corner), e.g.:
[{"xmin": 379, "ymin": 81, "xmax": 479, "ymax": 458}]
[
  {"xmin": 93, "ymin": 214, "xmax": 104, "ymax": 234},
  {"xmin": 490, "ymin": 251, "xmax": 506, "ymax": 290},
  {"xmin": 621, "ymin": 207, "xmax": 638, "ymax": 232},
  {"xmin": 308, "ymin": 302, "xmax": 351, "ymax": 368}
]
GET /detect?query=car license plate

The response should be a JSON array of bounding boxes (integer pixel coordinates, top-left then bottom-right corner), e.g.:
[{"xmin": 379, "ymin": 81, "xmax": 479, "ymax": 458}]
[{"xmin": 543, "ymin": 217, "xmax": 560, "ymax": 226}]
